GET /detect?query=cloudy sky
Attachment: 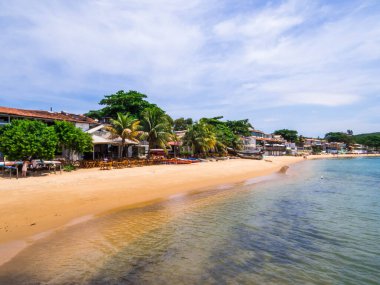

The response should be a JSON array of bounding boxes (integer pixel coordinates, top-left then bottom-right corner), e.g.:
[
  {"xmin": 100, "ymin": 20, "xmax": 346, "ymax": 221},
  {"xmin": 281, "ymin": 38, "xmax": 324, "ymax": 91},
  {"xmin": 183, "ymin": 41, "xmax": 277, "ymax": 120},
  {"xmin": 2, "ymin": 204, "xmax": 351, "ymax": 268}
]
[{"xmin": 0, "ymin": 0, "xmax": 379, "ymax": 136}]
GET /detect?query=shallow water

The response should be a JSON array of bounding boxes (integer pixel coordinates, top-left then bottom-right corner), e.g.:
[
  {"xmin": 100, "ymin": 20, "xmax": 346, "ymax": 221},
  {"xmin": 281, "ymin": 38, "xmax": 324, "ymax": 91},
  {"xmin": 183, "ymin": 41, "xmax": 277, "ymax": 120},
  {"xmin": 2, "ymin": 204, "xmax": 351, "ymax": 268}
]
[{"xmin": 0, "ymin": 158, "xmax": 379, "ymax": 284}]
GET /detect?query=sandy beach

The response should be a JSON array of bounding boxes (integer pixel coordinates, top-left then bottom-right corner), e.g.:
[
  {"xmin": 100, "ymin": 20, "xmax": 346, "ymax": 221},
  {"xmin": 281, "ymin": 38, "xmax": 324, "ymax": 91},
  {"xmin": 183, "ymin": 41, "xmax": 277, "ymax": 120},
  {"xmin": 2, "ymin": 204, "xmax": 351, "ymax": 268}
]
[
  {"xmin": 0, "ymin": 157, "xmax": 302, "ymax": 244},
  {"xmin": 0, "ymin": 154, "xmax": 378, "ymax": 265}
]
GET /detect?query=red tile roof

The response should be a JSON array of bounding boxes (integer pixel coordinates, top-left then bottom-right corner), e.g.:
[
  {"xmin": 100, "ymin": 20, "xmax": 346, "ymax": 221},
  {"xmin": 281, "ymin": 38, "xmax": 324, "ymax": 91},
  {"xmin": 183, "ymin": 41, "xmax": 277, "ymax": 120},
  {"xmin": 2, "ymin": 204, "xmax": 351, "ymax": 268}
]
[{"xmin": 0, "ymin": 106, "xmax": 97, "ymax": 124}]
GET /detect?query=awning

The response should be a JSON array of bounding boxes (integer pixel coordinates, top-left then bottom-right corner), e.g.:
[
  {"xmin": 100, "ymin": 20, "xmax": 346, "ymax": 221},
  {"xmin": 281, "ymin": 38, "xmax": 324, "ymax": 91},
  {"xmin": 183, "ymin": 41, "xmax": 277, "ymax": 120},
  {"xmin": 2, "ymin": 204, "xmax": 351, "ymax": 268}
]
[
  {"xmin": 91, "ymin": 135, "xmax": 139, "ymax": 145},
  {"xmin": 92, "ymin": 135, "xmax": 115, "ymax": 145}
]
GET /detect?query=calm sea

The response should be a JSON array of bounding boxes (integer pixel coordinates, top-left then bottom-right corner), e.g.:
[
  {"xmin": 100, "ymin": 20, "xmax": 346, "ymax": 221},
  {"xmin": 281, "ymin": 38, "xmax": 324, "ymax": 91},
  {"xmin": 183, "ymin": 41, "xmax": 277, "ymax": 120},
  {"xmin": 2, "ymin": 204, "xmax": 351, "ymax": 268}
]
[{"xmin": 0, "ymin": 158, "xmax": 379, "ymax": 284}]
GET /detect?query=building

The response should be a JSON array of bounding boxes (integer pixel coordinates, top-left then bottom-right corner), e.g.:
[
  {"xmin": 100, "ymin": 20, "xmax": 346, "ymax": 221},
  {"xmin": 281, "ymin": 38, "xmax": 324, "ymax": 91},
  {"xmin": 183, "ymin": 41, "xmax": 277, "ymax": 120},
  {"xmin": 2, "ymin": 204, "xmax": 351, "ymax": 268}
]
[
  {"xmin": 249, "ymin": 129, "xmax": 286, "ymax": 156},
  {"xmin": 243, "ymin": 129, "xmax": 286, "ymax": 155},
  {"xmin": 350, "ymin": 144, "xmax": 367, "ymax": 154},
  {"xmin": 0, "ymin": 106, "xmax": 98, "ymax": 131},
  {"xmin": 299, "ymin": 138, "xmax": 327, "ymax": 154},
  {"xmin": 326, "ymin": 142, "xmax": 347, "ymax": 154},
  {"xmin": 0, "ymin": 106, "xmax": 98, "ymax": 160},
  {"xmin": 85, "ymin": 124, "xmax": 143, "ymax": 160}
]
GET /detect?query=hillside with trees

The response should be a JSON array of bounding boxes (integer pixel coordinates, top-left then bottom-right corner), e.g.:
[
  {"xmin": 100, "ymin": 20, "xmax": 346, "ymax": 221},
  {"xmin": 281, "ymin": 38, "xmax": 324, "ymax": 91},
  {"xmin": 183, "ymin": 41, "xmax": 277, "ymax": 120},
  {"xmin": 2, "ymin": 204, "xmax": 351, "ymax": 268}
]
[{"xmin": 353, "ymin": 132, "xmax": 380, "ymax": 149}]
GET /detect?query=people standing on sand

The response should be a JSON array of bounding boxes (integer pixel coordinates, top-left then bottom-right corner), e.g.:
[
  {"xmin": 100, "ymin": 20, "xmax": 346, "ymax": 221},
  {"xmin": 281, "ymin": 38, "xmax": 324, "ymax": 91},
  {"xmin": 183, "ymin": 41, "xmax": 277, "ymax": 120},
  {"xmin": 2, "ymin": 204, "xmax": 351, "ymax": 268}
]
[{"xmin": 22, "ymin": 159, "xmax": 30, "ymax": 177}]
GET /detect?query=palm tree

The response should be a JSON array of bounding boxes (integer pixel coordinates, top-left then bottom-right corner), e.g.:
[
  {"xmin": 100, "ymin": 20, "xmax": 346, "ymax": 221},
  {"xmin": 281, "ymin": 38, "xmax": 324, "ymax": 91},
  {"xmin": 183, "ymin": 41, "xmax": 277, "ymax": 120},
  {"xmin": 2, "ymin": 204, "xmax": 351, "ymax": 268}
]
[
  {"xmin": 170, "ymin": 133, "xmax": 181, "ymax": 158},
  {"xmin": 182, "ymin": 122, "xmax": 217, "ymax": 156},
  {"xmin": 106, "ymin": 112, "xmax": 142, "ymax": 158},
  {"xmin": 141, "ymin": 107, "xmax": 172, "ymax": 158}
]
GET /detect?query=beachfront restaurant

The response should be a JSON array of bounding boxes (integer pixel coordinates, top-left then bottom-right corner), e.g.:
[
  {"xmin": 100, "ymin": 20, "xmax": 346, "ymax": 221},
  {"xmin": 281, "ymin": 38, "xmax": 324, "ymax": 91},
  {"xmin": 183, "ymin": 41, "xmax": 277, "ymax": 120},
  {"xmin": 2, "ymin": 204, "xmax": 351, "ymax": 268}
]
[{"xmin": 85, "ymin": 124, "xmax": 144, "ymax": 160}]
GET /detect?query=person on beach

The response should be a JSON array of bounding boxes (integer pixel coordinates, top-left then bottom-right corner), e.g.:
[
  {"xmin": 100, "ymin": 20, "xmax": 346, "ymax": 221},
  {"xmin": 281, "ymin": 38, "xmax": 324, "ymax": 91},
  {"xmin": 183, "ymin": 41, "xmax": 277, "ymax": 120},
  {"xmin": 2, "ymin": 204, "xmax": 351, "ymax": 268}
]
[{"xmin": 22, "ymin": 159, "xmax": 30, "ymax": 177}]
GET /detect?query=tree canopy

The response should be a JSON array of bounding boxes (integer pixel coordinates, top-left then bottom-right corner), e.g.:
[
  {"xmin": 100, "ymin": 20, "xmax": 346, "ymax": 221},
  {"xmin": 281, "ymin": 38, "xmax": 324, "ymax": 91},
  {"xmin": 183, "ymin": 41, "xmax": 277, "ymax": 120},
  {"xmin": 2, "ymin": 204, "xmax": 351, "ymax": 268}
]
[
  {"xmin": 85, "ymin": 90, "xmax": 162, "ymax": 120},
  {"xmin": 182, "ymin": 121, "xmax": 217, "ymax": 155},
  {"xmin": 199, "ymin": 117, "xmax": 240, "ymax": 151},
  {"xmin": 273, "ymin": 129, "xmax": 298, "ymax": 142},
  {"xmin": 324, "ymin": 132, "xmax": 354, "ymax": 145},
  {"xmin": 225, "ymin": 119, "xmax": 253, "ymax": 136},
  {"xmin": 0, "ymin": 120, "xmax": 58, "ymax": 160},
  {"xmin": 182, "ymin": 116, "xmax": 245, "ymax": 153},
  {"xmin": 173, "ymin": 117, "xmax": 193, "ymax": 131},
  {"xmin": 354, "ymin": 133, "xmax": 380, "ymax": 149},
  {"xmin": 105, "ymin": 113, "xmax": 142, "ymax": 158},
  {"xmin": 54, "ymin": 121, "xmax": 93, "ymax": 159},
  {"xmin": 140, "ymin": 107, "xmax": 172, "ymax": 156}
]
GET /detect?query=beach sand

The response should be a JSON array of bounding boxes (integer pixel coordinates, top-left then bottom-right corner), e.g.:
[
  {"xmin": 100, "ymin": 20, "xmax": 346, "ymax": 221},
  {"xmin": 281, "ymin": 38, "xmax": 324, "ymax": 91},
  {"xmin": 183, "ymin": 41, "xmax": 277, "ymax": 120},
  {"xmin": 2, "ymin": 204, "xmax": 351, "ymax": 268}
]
[
  {"xmin": 0, "ymin": 157, "xmax": 302, "ymax": 245},
  {"xmin": 0, "ymin": 154, "xmax": 378, "ymax": 265}
]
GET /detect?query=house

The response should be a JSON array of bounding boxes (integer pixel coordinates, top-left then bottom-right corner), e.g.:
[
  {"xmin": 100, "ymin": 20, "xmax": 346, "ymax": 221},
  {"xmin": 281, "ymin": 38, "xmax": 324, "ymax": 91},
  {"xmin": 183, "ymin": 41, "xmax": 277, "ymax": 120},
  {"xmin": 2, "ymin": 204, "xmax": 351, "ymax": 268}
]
[
  {"xmin": 300, "ymin": 138, "xmax": 327, "ymax": 154},
  {"xmin": 350, "ymin": 144, "xmax": 367, "ymax": 154},
  {"xmin": 0, "ymin": 106, "xmax": 98, "ymax": 131},
  {"xmin": 0, "ymin": 106, "xmax": 99, "ymax": 160},
  {"xmin": 85, "ymin": 124, "xmax": 143, "ymax": 160},
  {"xmin": 249, "ymin": 129, "xmax": 286, "ymax": 156},
  {"xmin": 326, "ymin": 142, "xmax": 347, "ymax": 154}
]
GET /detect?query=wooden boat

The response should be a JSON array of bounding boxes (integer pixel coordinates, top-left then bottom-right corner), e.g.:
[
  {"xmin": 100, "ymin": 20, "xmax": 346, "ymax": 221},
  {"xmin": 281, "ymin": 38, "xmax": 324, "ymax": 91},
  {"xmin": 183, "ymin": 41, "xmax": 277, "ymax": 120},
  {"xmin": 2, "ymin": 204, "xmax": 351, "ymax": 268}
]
[
  {"xmin": 227, "ymin": 148, "xmax": 264, "ymax": 160},
  {"xmin": 237, "ymin": 153, "xmax": 263, "ymax": 160}
]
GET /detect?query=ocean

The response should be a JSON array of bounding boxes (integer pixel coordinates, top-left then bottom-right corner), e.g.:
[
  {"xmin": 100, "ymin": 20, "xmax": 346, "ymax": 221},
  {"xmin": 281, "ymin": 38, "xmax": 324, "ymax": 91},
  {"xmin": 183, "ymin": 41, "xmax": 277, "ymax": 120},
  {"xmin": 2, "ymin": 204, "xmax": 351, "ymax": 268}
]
[{"xmin": 0, "ymin": 157, "xmax": 379, "ymax": 284}]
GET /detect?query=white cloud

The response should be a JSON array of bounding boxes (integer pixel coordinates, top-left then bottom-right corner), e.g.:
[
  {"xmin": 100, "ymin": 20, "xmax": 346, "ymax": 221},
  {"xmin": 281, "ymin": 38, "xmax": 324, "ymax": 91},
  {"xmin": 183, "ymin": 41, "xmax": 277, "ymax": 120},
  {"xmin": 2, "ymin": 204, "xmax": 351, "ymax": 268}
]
[{"xmin": 0, "ymin": 0, "xmax": 379, "ymax": 134}]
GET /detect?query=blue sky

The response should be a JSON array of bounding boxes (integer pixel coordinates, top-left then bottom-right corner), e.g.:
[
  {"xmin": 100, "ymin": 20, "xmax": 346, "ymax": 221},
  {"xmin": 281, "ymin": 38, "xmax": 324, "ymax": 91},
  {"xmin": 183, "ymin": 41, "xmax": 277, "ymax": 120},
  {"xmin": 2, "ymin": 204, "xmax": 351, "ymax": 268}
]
[{"xmin": 0, "ymin": 0, "xmax": 379, "ymax": 137}]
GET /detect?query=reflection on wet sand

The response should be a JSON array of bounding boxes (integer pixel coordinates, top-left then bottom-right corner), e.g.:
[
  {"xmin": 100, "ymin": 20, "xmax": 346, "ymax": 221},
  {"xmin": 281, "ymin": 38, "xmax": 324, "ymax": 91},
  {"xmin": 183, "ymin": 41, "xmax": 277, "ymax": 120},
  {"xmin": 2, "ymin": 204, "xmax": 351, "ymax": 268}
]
[{"xmin": 0, "ymin": 176, "xmax": 264, "ymax": 284}]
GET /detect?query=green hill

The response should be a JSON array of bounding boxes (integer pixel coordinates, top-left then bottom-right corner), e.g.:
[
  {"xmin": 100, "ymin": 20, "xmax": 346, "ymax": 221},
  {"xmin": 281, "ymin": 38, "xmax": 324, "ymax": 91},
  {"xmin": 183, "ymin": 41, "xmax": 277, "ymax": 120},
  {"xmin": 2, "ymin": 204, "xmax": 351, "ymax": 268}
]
[{"xmin": 353, "ymin": 132, "xmax": 380, "ymax": 148}]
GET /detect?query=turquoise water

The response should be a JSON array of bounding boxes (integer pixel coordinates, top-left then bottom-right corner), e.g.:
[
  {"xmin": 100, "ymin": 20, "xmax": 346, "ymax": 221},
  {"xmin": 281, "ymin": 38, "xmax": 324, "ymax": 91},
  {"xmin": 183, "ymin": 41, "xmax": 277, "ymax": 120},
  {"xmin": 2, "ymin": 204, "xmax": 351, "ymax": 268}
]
[{"xmin": 0, "ymin": 158, "xmax": 379, "ymax": 284}]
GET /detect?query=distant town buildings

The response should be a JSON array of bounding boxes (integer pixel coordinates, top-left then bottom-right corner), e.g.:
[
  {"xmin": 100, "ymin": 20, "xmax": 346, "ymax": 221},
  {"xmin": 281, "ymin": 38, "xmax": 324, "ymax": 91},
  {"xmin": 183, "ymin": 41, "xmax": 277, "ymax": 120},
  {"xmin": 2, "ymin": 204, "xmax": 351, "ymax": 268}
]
[{"xmin": 0, "ymin": 105, "xmax": 374, "ymax": 160}]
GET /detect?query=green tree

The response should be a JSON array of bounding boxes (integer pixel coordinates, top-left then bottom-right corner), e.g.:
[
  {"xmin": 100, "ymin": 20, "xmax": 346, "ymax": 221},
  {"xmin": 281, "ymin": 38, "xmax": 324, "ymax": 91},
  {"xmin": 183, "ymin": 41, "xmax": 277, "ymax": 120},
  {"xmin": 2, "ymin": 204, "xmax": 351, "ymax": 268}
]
[
  {"xmin": 354, "ymin": 133, "xmax": 380, "ymax": 150},
  {"xmin": 199, "ymin": 117, "xmax": 244, "ymax": 151},
  {"xmin": 85, "ymin": 90, "xmax": 161, "ymax": 120},
  {"xmin": 274, "ymin": 129, "xmax": 299, "ymax": 142},
  {"xmin": 325, "ymin": 132, "xmax": 354, "ymax": 145},
  {"xmin": 54, "ymin": 121, "xmax": 93, "ymax": 160},
  {"xmin": 105, "ymin": 113, "xmax": 142, "ymax": 158},
  {"xmin": 225, "ymin": 119, "xmax": 253, "ymax": 136},
  {"xmin": 173, "ymin": 117, "xmax": 193, "ymax": 131},
  {"xmin": 141, "ymin": 107, "xmax": 172, "ymax": 157},
  {"xmin": 182, "ymin": 121, "xmax": 217, "ymax": 155},
  {"xmin": 0, "ymin": 120, "xmax": 58, "ymax": 160},
  {"xmin": 297, "ymin": 135, "xmax": 306, "ymax": 147}
]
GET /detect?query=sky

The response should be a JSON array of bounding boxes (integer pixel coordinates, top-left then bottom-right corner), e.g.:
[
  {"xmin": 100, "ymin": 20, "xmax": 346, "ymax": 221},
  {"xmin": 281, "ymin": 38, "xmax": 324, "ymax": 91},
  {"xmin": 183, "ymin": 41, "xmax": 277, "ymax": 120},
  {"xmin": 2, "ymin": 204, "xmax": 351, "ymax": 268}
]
[{"xmin": 0, "ymin": 0, "xmax": 379, "ymax": 137}]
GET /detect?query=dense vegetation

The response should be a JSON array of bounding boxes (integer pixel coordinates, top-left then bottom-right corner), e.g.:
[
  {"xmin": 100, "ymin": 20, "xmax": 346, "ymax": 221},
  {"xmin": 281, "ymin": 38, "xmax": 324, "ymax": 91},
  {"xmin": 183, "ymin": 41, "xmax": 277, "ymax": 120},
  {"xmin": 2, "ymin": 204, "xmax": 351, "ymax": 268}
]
[
  {"xmin": 140, "ymin": 107, "xmax": 173, "ymax": 157},
  {"xmin": 54, "ymin": 121, "xmax": 93, "ymax": 159},
  {"xmin": 173, "ymin": 117, "xmax": 193, "ymax": 131},
  {"xmin": 85, "ymin": 90, "xmax": 162, "ymax": 120},
  {"xmin": 0, "ymin": 120, "xmax": 92, "ymax": 160},
  {"xmin": 353, "ymin": 132, "xmax": 380, "ymax": 149},
  {"xmin": 0, "ymin": 120, "xmax": 58, "ymax": 160},
  {"xmin": 324, "ymin": 132, "xmax": 354, "ymax": 144},
  {"xmin": 273, "ymin": 129, "xmax": 298, "ymax": 143},
  {"xmin": 85, "ymin": 90, "xmax": 255, "ymax": 155}
]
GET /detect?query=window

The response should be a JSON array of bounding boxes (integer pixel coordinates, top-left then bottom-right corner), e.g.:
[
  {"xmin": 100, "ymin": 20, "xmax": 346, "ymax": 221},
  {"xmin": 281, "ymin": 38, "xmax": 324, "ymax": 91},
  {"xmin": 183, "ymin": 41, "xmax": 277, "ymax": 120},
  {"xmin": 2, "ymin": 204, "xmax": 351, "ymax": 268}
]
[{"xmin": 0, "ymin": 116, "xmax": 9, "ymax": 124}]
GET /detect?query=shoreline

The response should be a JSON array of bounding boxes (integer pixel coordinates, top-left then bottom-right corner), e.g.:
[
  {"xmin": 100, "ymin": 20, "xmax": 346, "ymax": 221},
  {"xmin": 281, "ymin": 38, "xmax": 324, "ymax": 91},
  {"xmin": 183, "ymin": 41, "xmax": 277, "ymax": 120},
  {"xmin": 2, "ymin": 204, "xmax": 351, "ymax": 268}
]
[
  {"xmin": 0, "ymin": 154, "xmax": 378, "ymax": 266},
  {"xmin": 0, "ymin": 157, "xmax": 302, "ymax": 243}
]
